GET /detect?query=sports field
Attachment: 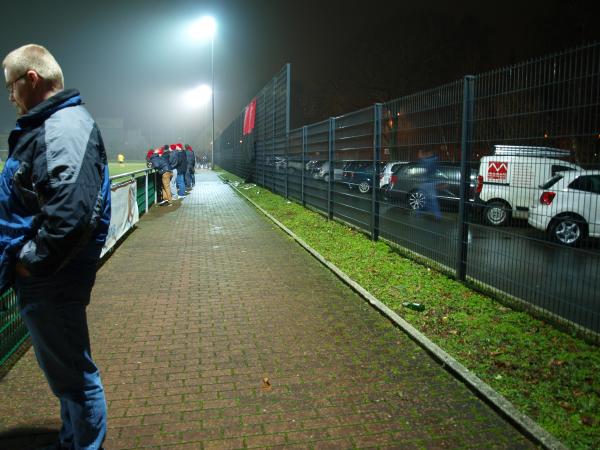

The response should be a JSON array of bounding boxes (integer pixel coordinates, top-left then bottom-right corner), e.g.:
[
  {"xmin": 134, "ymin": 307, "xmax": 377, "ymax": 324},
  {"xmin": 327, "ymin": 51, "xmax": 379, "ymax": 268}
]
[
  {"xmin": 0, "ymin": 160, "xmax": 150, "ymax": 176},
  {"xmin": 107, "ymin": 161, "xmax": 150, "ymax": 177}
]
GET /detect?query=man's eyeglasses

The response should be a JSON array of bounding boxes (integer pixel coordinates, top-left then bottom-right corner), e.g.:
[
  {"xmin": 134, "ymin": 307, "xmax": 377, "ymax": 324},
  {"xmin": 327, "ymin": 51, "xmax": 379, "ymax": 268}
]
[{"xmin": 5, "ymin": 73, "xmax": 27, "ymax": 94}]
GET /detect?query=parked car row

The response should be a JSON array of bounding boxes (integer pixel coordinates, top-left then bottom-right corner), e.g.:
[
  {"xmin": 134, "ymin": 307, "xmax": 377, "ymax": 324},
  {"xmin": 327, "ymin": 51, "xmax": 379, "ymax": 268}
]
[{"xmin": 263, "ymin": 148, "xmax": 599, "ymax": 246}]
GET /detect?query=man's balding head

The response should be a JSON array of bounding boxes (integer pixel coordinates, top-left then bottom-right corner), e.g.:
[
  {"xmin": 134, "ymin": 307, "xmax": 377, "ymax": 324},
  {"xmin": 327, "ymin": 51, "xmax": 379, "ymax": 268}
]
[{"xmin": 3, "ymin": 44, "xmax": 64, "ymax": 116}]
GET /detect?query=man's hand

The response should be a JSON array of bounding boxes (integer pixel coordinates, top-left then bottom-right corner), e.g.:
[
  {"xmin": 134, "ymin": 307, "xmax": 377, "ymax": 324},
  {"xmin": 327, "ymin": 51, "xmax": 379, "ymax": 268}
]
[{"xmin": 15, "ymin": 261, "xmax": 32, "ymax": 278}]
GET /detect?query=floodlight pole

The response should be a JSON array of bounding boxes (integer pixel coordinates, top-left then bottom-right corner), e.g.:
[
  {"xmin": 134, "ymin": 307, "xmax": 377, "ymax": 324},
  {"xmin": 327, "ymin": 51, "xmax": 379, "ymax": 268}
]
[{"xmin": 211, "ymin": 36, "xmax": 215, "ymax": 170}]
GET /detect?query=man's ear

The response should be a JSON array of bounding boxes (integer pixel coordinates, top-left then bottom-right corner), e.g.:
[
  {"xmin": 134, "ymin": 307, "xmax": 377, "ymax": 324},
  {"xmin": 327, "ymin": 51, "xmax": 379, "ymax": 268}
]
[{"xmin": 25, "ymin": 70, "xmax": 41, "ymax": 88}]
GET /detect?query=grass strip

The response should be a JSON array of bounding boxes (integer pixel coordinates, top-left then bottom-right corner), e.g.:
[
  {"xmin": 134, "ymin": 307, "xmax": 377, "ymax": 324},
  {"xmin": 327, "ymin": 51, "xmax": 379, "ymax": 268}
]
[{"xmin": 217, "ymin": 170, "xmax": 600, "ymax": 450}]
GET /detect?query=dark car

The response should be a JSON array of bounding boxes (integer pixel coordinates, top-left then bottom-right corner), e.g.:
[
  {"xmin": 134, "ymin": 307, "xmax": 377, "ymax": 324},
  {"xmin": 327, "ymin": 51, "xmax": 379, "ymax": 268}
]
[
  {"xmin": 342, "ymin": 160, "xmax": 386, "ymax": 194},
  {"xmin": 384, "ymin": 162, "xmax": 478, "ymax": 210}
]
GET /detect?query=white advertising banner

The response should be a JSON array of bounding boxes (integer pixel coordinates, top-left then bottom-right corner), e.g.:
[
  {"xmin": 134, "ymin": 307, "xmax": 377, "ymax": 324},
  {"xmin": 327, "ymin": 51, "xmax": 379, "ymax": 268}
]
[{"xmin": 101, "ymin": 180, "xmax": 139, "ymax": 257}]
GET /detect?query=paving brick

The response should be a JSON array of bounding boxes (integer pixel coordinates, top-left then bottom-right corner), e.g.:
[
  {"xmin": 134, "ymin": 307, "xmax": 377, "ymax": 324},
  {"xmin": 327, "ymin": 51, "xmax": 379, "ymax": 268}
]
[
  {"xmin": 203, "ymin": 438, "xmax": 244, "ymax": 450},
  {"xmin": 245, "ymin": 433, "xmax": 287, "ymax": 448},
  {"xmin": 0, "ymin": 172, "xmax": 537, "ymax": 449}
]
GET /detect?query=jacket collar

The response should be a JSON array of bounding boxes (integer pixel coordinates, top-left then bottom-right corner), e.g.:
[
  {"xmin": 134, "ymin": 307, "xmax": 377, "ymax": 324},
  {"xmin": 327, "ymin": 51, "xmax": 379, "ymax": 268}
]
[{"xmin": 15, "ymin": 89, "xmax": 82, "ymax": 130}]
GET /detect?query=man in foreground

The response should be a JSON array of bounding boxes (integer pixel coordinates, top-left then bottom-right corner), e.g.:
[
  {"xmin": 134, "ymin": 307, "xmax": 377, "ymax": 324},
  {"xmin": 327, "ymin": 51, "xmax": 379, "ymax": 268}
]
[{"xmin": 1, "ymin": 44, "xmax": 111, "ymax": 450}]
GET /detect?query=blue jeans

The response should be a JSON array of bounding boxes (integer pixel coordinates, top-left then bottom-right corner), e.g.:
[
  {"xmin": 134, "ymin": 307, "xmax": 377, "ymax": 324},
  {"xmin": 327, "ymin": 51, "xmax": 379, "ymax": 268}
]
[
  {"xmin": 170, "ymin": 168, "xmax": 178, "ymax": 196},
  {"xmin": 176, "ymin": 172, "xmax": 186, "ymax": 196},
  {"xmin": 418, "ymin": 181, "xmax": 441, "ymax": 220},
  {"xmin": 16, "ymin": 243, "xmax": 106, "ymax": 450},
  {"xmin": 185, "ymin": 170, "xmax": 194, "ymax": 189}
]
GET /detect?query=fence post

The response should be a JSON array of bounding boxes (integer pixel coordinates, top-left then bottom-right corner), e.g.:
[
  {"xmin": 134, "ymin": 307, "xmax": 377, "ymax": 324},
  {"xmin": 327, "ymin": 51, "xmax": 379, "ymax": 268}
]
[
  {"xmin": 285, "ymin": 134, "xmax": 289, "ymax": 199},
  {"xmin": 286, "ymin": 63, "xmax": 291, "ymax": 135},
  {"xmin": 272, "ymin": 78, "xmax": 276, "ymax": 192},
  {"xmin": 302, "ymin": 126, "xmax": 307, "ymax": 207},
  {"xmin": 328, "ymin": 117, "xmax": 335, "ymax": 220},
  {"xmin": 371, "ymin": 104, "xmax": 382, "ymax": 241},
  {"xmin": 145, "ymin": 171, "xmax": 149, "ymax": 213},
  {"xmin": 457, "ymin": 75, "xmax": 475, "ymax": 281},
  {"xmin": 262, "ymin": 142, "xmax": 265, "ymax": 187}
]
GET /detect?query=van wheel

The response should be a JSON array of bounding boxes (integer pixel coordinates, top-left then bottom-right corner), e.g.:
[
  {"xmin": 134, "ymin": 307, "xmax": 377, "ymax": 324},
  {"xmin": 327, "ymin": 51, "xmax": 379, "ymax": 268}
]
[
  {"xmin": 485, "ymin": 201, "xmax": 510, "ymax": 226},
  {"xmin": 358, "ymin": 181, "xmax": 371, "ymax": 194},
  {"xmin": 549, "ymin": 215, "xmax": 587, "ymax": 247}
]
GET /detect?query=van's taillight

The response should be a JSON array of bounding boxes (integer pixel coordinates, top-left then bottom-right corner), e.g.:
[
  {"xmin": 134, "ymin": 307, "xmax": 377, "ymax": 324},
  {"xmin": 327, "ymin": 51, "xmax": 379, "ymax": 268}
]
[
  {"xmin": 540, "ymin": 191, "xmax": 556, "ymax": 205},
  {"xmin": 390, "ymin": 175, "xmax": 398, "ymax": 186},
  {"xmin": 476, "ymin": 175, "xmax": 483, "ymax": 194}
]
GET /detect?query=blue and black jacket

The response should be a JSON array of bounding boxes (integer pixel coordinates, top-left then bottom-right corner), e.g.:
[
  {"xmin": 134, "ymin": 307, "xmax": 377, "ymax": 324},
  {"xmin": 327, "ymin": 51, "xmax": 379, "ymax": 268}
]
[
  {"xmin": 0, "ymin": 89, "xmax": 111, "ymax": 294},
  {"xmin": 149, "ymin": 153, "xmax": 170, "ymax": 175},
  {"xmin": 167, "ymin": 149, "xmax": 178, "ymax": 171},
  {"xmin": 175, "ymin": 150, "xmax": 188, "ymax": 173}
]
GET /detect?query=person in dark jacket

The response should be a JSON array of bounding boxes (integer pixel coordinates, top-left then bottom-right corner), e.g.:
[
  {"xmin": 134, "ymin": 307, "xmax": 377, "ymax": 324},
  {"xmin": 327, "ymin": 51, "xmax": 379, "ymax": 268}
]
[
  {"xmin": 149, "ymin": 148, "xmax": 172, "ymax": 205},
  {"xmin": 1, "ymin": 44, "xmax": 111, "ymax": 450},
  {"xmin": 184, "ymin": 144, "xmax": 195, "ymax": 190},
  {"xmin": 174, "ymin": 143, "xmax": 187, "ymax": 198}
]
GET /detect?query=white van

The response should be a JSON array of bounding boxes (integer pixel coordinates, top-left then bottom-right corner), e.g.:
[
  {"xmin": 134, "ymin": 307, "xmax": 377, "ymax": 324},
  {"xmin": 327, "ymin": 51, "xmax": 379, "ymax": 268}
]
[{"xmin": 477, "ymin": 146, "xmax": 582, "ymax": 226}]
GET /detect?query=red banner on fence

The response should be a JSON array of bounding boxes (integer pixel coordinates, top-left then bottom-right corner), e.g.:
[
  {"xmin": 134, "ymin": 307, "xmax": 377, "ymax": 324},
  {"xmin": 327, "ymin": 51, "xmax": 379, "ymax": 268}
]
[{"xmin": 243, "ymin": 98, "xmax": 257, "ymax": 135}]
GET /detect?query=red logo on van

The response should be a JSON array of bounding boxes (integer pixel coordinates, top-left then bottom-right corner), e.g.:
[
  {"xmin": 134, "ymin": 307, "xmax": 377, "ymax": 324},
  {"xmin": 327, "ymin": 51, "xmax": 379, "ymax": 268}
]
[{"xmin": 487, "ymin": 161, "xmax": 508, "ymax": 181}]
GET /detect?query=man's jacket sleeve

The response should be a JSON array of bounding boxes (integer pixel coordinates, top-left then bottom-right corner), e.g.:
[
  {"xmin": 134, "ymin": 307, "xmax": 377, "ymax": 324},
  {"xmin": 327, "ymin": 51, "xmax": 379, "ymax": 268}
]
[{"xmin": 17, "ymin": 111, "xmax": 105, "ymax": 276}]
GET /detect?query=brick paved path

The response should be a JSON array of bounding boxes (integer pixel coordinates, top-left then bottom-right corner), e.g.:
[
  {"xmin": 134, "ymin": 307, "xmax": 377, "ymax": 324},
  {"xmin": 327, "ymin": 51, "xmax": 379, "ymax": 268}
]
[{"xmin": 0, "ymin": 171, "xmax": 535, "ymax": 449}]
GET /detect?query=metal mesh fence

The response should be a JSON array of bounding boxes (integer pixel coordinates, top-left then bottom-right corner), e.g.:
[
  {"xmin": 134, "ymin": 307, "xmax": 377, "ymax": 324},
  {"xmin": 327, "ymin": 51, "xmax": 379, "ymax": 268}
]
[
  {"xmin": 228, "ymin": 42, "xmax": 599, "ymax": 340},
  {"xmin": 379, "ymin": 81, "xmax": 465, "ymax": 271},
  {"xmin": 466, "ymin": 43, "xmax": 600, "ymax": 334},
  {"xmin": 215, "ymin": 64, "xmax": 290, "ymax": 180}
]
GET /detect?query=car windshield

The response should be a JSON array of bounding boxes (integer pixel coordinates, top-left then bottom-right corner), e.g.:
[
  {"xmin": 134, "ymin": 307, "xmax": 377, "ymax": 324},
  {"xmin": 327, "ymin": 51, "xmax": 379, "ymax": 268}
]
[{"xmin": 540, "ymin": 174, "xmax": 563, "ymax": 189}]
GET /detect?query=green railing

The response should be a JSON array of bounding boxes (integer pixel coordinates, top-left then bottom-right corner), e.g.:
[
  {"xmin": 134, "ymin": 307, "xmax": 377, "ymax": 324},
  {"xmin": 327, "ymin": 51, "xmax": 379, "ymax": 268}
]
[
  {"xmin": 0, "ymin": 168, "xmax": 157, "ymax": 376},
  {"xmin": 0, "ymin": 289, "xmax": 27, "ymax": 373}
]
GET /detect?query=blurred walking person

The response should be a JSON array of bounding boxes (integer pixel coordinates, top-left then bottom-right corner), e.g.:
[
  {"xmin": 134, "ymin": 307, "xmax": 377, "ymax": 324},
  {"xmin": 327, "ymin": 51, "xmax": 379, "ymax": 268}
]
[{"xmin": 416, "ymin": 149, "xmax": 442, "ymax": 220}]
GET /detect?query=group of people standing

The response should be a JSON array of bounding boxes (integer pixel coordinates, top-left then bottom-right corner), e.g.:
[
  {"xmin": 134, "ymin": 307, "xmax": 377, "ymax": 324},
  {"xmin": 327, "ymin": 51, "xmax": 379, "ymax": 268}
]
[{"xmin": 146, "ymin": 143, "xmax": 198, "ymax": 206}]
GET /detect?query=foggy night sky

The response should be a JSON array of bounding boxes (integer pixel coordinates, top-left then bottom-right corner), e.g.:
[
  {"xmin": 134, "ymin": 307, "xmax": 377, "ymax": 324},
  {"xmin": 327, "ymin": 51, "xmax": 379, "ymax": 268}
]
[{"xmin": 1, "ymin": 0, "xmax": 597, "ymax": 152}]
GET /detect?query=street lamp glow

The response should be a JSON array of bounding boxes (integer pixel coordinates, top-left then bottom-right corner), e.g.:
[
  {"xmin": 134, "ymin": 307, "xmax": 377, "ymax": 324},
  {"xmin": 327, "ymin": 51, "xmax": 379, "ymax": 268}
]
[
  {"xmin": 188, "ymin": 14, "xmax": 217, "ymax": 170},
  {"xmin": 185, "ymin": 84, "xmax": 212, "ymax": 107},
  {"xmin": 188, "ymin": 16, "xmax": 216, "ymax": 41}
]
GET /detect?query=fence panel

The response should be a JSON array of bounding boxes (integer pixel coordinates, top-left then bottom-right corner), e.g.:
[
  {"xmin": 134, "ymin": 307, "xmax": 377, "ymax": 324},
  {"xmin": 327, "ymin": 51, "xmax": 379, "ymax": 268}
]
[
  {"xmin": 379, "ymin": 81, "xmax": 465, "ymax": 272},
  {"xmin": 215, "ymin": 64, "xmax": 290, "ymax": 180},
  {"xmin": 303, "ymin": 120, "xmax": 331, "ymax": 214},
  {"xmin": 331, "ymin": 107, "xmax": 376, "ymax": 231},
  {"xmin": 466, "ymin": 44, "xmax": 600, "ymax": 336},
  {"xmin": 287, "ymin": 128, "xmax": 304, "ymax": 202}
]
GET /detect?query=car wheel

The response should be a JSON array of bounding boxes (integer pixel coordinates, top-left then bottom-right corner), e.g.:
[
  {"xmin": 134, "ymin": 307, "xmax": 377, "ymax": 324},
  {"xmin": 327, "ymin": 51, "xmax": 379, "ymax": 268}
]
[
  {"xmin": 485, "ymin": 201, "xmax": 510, "ymax": 226},
  {"xmin": 407, "ymin": 190, "xmax": 426, "ymax": 210},
  {"xmin": 323, "ymin": 174, "xmax": 330, "ymax": 183},
  {"xmin": 549, "ymin": 215, "xmax": 587, "ymax": 247},
  {"xmin": 358, "ymin": 181, "xmax": 371, "ymax": 194}
]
